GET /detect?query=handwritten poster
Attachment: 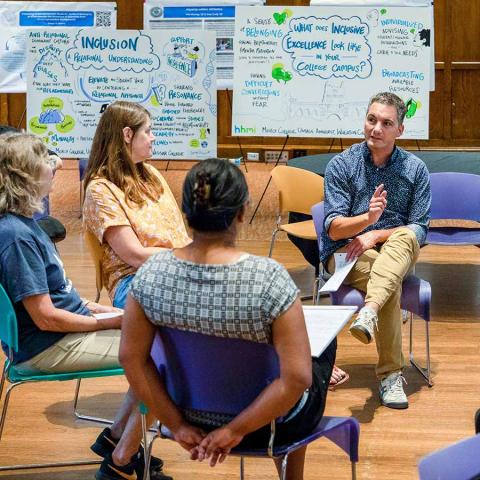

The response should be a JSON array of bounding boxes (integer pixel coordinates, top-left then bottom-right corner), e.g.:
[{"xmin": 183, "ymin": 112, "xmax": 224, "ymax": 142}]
[
  {"xmin": 26, "ymin": 29, "xmax": 217, "ymax": 159},
  {"xmin": 309, "ymin": 0, "xmax": 434, "ymax": 90},
  {"xmin": 232, "ymin": 5, "xmax": 432, "ymax": 139},
  {"xmin": 0, "ymin": 1, "xmax": 116, "ymax": 93}
]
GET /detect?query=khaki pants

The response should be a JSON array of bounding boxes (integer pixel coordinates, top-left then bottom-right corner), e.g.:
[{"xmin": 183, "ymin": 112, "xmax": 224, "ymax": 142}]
[
  {"xmin": 327, "ymin": 227, "xmax": 420, "ymax": 379},
  {"xmin": 15, "ymin": 330, "xmax": 121, "ymax": 374}
]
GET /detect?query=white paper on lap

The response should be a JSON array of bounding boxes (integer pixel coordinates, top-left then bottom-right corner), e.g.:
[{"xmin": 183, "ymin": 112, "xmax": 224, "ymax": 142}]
[
  {"xmin": 303, "ymin": 305, "xmax": 357, "ymax": 356},
  {"xmin": 319, "ymin": 253, "xmax": 357, "ymax": 293}
]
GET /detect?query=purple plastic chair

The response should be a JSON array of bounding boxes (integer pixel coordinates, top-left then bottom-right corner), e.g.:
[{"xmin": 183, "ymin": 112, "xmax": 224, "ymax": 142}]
[
  {"xmin": 311, "ymin": 202, "xmax": 432, "ymax": 387},
  {"xmin": 144, "ymin": 327, "xmax": 360, "ymax": 480},
  {"xmin": 428, "ymin": 172, "xmax": 480, "ymax": 246},
  {"xmin": 78, "ymin": 157, "xmax": 89, "ymax": 217},
  {"xmin": 418, "ymin": 434, "xmax": 480, "ymax": 479}
]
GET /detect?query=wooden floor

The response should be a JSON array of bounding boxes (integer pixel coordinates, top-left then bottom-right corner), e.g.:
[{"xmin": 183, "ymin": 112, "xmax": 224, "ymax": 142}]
[{"xmin": 1, "ymin": 234, "xmax": 480, "ymax": 480}]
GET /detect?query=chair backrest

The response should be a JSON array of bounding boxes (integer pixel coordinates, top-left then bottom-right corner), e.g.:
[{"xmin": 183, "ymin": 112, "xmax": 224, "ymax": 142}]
[
  {"xmin": 79, "ymin": 157, "xmax": 88, "ymax": 181},
  {"xmin": 271, "ymin": 166, "xmax": 324, "ymax": 216},
  {"xmin": 0, "ymin": 284, "xmax": 19, "ymax": 353},
  {"xmin": 84, "ymin": 229, "xmax": 104, "ymax": 297},
  {"xmin": 418, "ymin": 433, "xmax": 480, "ymax": 480},
  {"xmin": 150, "ymin": 327, "xmax": 279, "ymax": 416},
  {"xmin": 311, "ymin": 201, "xmax": 326, "ymax": 252},
  {"xmin": 430, "ymin": 172, "xmax": 480, "ymax": 222}
]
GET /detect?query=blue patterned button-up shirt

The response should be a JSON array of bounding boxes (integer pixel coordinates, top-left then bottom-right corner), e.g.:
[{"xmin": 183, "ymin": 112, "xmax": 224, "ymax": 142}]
[{"xmin": 320, "ymin": 141, "xmax": 431, "ymax": 263}]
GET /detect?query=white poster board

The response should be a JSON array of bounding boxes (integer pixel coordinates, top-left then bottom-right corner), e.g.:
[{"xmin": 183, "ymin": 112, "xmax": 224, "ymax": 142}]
[
  {"xmin": 144, "ymin": 0, "xmax": 264, "ymax": 89},
  {"xmin": 0, "ymin": 1, "xmax": 116, "ymax": 93},
  {"xmin": 232, "ymin": 5, "xmax": 432, "ymax": 139},
  {"xmin": 310, "ymin": 0, "xmax": 435, "ymax": 90},
  {"xmin": 26, "ymin": 28, "xmax": 217, "ymax": 159},
  {"xmin": 310, "ymin": 0, "xmax": 430, "ymax": 5}
]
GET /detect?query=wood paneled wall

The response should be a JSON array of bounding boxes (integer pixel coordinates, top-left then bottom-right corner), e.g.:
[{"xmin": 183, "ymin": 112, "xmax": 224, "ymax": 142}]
[{"xmin": 0, "ymin": 0, "xmax": 478, "ymax": 155}]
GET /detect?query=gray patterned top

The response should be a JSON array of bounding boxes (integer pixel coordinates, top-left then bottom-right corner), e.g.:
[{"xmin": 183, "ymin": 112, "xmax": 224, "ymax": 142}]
[{"xmin": 130, "ymin": 250, "xmax": 299, "ymax": 344}]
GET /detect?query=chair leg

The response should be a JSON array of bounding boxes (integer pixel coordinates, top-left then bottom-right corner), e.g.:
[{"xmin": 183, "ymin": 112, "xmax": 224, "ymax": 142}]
[
  {"xmin": 269, "ymin": 228, "xmax": 280, "ymax": 257},
  {"xmin": 0, "ymin": 384, "xmax": 13, "ymax": 441},
  {"xmin": 0, "ymin": 459, "xmax": 100, "ymax": 472},
  {"xmin": 0, "ymin": 363, "xmax": 7, "ymax": 404},
  {"xmin": 141, "ymin": 411, "xmax": 151, "ymax": 480},
  {"xmin": 351, "ymin": 461, "xmax": 357, "ymax": 480},
  {"xmin": 313, "ymin": 276, "xmax": 329, "ymax": 304},
  {"xmin": 0, "ymin": 381, "xmax": 27, "ymax": 441},
  {"xmin": 0, "ymin": 380, "xmax": 102, "ymax": 471},
  {"xmin": 280, "ymin": 453, "xmax": 289, "ymax": 480},
  {"xmin": 313, "ymin": 276, "xmax": 319, "ymax": 305},
  {"xmin": 240, "ymin": 456, "xmax": 245, "ymax": 480},
  {"xmin": 73, "ymin": 379, "xmax": 115, "ymax": 425},
  {"xmin": 409, "ymin": 313, "xmax": 433, "ymax": 387}
]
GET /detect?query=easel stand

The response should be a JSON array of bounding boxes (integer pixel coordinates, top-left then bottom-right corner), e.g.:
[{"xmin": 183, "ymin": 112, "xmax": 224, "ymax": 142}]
[
  {"xmin": 249, "ymin": 135, "xmax": 289, "ymax": 224},
  {"xmin": 225, "ymin": 88, "xmax": 248, "ymax": 172},
  {"xmin": 16, "ymin": 108, "xmax": 26, "ymax": 130},
  {"xmin": 327, "ymin": 137, "xmax": 343, "ymax": 153}
]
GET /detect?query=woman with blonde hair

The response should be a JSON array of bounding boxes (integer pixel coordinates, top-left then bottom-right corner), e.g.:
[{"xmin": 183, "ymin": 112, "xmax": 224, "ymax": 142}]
[
  {"xmin": 0, "ymin": 131, "xmax": 172, "ymax": 480},
  {"xmin": 0, "ymin": 131, "xmax": 123, "ymax": 371},
  {"xmin": 0, "ymin": 132, "xmax": 173, "ymax": 480},
  {"xmin": 83, "ymin": 101, "xmax": 190, "ymax": 308}
]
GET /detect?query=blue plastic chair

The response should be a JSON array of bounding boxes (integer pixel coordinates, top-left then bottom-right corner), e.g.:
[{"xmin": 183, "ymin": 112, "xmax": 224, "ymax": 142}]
[
  {"xmin": 143, "ymin": 327, "xmax": 360, "ymax": 480},
  {"xmin": 418, "ymin": 434, "xmax": 480, "ymax": 479},
  {"xmin": 427, "ymin": 172, "xmax": 480, "ymax": 246},
  {"xmin": 311, "ymin": 202, "xmax": 433, "ymax": 387},
  {"xmin": 0, "ymin": 284, "xmax": 124, "ymax": 471}
]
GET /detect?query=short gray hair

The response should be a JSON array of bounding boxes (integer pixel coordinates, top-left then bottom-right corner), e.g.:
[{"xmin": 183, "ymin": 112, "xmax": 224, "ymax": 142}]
[
  {"xmin": 0, "ymin": 132, "xmax": 49, "ymax": 217},
  {"xmin": 367, "ymin": 92, "xmax": 407, "ymax": 125}
]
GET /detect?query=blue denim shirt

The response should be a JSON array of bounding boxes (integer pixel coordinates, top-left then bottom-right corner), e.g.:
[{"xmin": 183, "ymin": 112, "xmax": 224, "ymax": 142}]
[{"xmin": 320, "ymin": 142, "xmax": 431, "ymax": 263}]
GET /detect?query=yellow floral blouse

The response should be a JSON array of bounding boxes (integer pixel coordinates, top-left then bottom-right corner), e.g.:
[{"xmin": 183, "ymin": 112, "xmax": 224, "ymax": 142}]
[{"xmin": 83, "ymin": 164, "xmax": 190, "ymax": 300}]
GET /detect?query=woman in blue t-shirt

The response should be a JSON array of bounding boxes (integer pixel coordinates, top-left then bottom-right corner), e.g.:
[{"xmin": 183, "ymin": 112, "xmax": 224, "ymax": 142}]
[
  {"xmin": 120, "ymin": 158, "xmax": 336, "ymax": 480},
  {"xmin": 0, "ymin": 132, "xmax": 171, "ymax": 480}
]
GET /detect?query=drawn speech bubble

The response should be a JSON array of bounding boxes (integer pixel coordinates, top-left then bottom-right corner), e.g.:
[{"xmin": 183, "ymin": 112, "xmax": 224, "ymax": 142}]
[
  {"xmin": 282, "ymin": 15, "xmax": 372, "ymax": 80},
  {"xmin": 66, "ymin": 31, "xmax": 160, "ymax": 73}
]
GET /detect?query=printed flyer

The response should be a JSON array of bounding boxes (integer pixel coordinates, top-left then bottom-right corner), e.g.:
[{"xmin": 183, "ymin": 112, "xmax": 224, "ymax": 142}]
[
  {"xmin": 0, "ymin": 1, "xmax": 116, "ymax": 92},
  {"xmin": 144, "ymin": 0, "xmax": 264, "ymax": 89}
]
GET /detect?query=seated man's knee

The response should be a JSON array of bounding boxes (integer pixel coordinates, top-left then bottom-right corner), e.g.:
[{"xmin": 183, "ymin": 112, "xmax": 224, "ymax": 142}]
[{"xmin": 388, "ymin": 227, "xmax": 418, "ymax": 247}]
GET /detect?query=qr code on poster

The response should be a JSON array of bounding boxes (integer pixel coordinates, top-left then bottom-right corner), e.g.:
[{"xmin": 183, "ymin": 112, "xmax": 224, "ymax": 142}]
[{"xmin": 95, "ymin": 11, "xmax": 112, "ymax": 27}]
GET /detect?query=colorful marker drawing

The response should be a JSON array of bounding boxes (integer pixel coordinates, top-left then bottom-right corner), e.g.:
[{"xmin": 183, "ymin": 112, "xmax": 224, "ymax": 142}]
[
  {"xmin": 29, "ymin": 97, "xmax": 76, "ymax": 144},
  {"xmin": 167, "ymin": 42, "xmax": 201, "ymax": 77},
  {"xmin": 405, "ymin": 98, "xmax": 421, "ymax": 119},
  {"xmin": 273, "ymin": 9, "xmax": 292, "ymax": 26},
  {"xmin": 272, "ymin": 63, "xmax": 293, "ymax": 83}
]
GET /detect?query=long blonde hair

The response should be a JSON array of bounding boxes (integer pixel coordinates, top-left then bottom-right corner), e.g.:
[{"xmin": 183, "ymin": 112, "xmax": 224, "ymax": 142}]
[
  {"xmin": 0, "ymin": 132, "xmax": 49, "ymax": 217},
  {"xmin": 82, "ymin": 101, "xmax": 163, "ymax": 206}
]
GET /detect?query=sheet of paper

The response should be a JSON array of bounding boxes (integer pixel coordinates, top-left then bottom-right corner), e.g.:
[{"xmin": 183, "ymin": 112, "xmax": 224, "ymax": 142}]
[
  {"xmin": 303, "ymin": 306, "xmax": 357, "ymax": 356},
  {"xmin": 319, "ymin": 253, "xmax": 357, "ymax": 293},
  {"xmin": 93, "ymin": 311, "xmax": 123, "ymax": 320}
]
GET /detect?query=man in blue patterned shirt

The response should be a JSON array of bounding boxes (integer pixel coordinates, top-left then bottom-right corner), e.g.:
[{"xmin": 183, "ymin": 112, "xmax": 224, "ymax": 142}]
[{"xmin": 321, "ymin": 92, "xmax": 431, "ymax": 409}]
